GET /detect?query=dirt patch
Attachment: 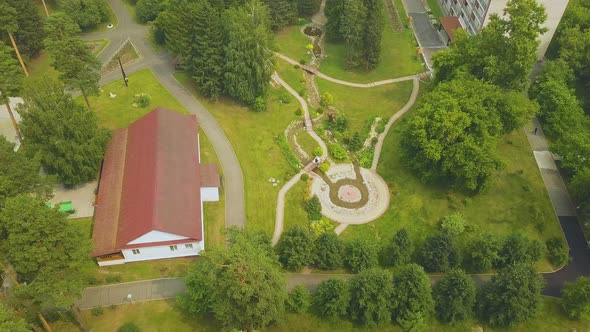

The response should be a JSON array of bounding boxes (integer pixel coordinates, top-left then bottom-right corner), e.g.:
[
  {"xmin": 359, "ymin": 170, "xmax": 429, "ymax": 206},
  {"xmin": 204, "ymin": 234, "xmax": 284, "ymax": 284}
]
[{"xmin": 101, "ymin": 41, "xmax": 140, "ymax": 75}]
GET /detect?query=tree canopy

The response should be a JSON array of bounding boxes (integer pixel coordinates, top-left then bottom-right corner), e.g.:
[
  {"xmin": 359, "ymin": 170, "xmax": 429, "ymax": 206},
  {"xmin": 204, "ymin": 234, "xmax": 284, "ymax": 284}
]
[
  {"xmin": 0, "ymin": 195, "xmax": 91, "ymax": 308},
  {"xmin": 348, "ymin": 268, "xmax": 393, "ymax": 327},
  {"xmin": 312, "ymin": 232, "xmax": 344, "ymax": 270},
  {"xmin": 417, "ymin": 232, "xmax": 461, "ymax": 272},
  {"xmin": 0, "ymin": 302, "xmax": 28, "ymax": 332},
  {"xmin": 3, "ymin": 0, "xmax": 44, "ymax": 60},
  {"xmin": 0, "ymin": 43, "xmax": 23, "ymax": 104},
  {"xmin": 277, "ymin": 225, "xmax": 314, "ymax": 270},
  {"xmin": 390, "ymin": 263, "xmax": 434, "ymax": 330},
  {"xmin": 432, "ymin": 269, "xmax": 476, "ymax": 323},
  {"xmin": 562, "ymin": 276, "xmax": 590, "ymax": 320},
  {"xmin": 19, "ymin": 77, "xmax": 110, "ymax": 186},
  {"xmin": 400, "ymin": 77, "xmax": 537, "ymax": 191},
  {"xmin": 57, "ymin": 0, "xmax": 108, "ymax": 30},
  {"xmin": 433, "ymin": 0, "xmax": 547, "ymax": 91},
  {"xmin": 312, "ymin": 278, "xmax": 350, "ymax": 320},
  {"xmin": 344, "ymin": 238, "xmax": 379, "ymax": 273},
  {"xmin": 381, "ymin": 228, "xmax": 413, "ymax": 267},
  {"xmin": 477, "ymin": 263, "xmax": 544, "ymax": 327},
  {"xmin": 179, "ymin": 229, "xmax": 287, "ymax": 331}
]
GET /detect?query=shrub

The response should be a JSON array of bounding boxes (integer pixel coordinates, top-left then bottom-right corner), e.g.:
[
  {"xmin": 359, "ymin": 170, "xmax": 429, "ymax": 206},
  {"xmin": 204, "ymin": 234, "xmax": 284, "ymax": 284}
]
[
  {"xmin": 275, "ymin": 135, "xmax": 300, "ymax": 174},
  {"xmin": 319, "ymin": 162, "xmax": 330, "ymax": 173},
  {"xmin": 293, "ymin": 64, "xmax": 300, "ymax": 69},
  {"xmin": 332, "ymin": 114, "xmax": 349, "ymax": 132},
  {"xmin": 305, "ymin": 195, "xmax": 322, "ymax": 221},
  {"xmin": 309, "ymin": 218, "xmax": 335, "ymax": 237},
  {"xmin": 250, "ymin": 96, "xmax": 266, "ymax": 112},
  {"xmin": 132, "ymin": 93, "xmax": 151, "ymax": 108},
  {"xmin": 329, "ymin": 144, "xmax": 347, "ymax": 160},
  {"xmin": 118, "ymin": 322, "xmax": 141, "ymax": 332},
  {"xmin": 349, "ymin": 132, "xmax": 363, "ymax": 151},
  {"xmin": 300, "ymin": 173, "xmax": 309, "ymax": 181},
  {"xmin": 358, "ymin": 147, "xmax": 374, "ymax": 168},
  {"xmin": 286, "ymin": 285, "xmax": 311, "ymax": 313},
  {"xmin": 546, "ymin": 237, "xmax": 570, "ymax": 268},
  {"xmin": 498, "ymin": 234, "xmax": 544, "ymax": 268},
  {"xmin": 295, "ymin": 108, "xmax": 303, "ymax": 116},
  {"xmin": 316, "ymin": 107, "xmax": 324, "ymax": 115},
  {"xmin": 433, "ymin": 269, "xmax": 475, "ymax": 323},
  {"xmin": 299, "ymin": 89, "xmax": 307, "ymax": 97},
  {"xmin": 464, "ymin": 234, "xmax": 501, "ymax": 273},
  {"xmin": 440, "ymin": 213, "xmax": 466, "ymax": 236},
  {"xmin": 320, "ymin": 92, "xmax": 335, "ymax": 107},
  {"xmin": 381, "ymin": 229, "xmax": 413, "ymax": 267},
  {"xmin": 91, "ymin": 307, "xmax": 104, "ymax": 317},
  {"xmin": 280, "ymin": 92, "xmax": 292, "ymax": 104},
  {"xmin": 299, "ymin": 58, "xmax": 307, "ymax": 65},
  {"xmin": 375, "ymin": 122, "xmax": 386, "ymax": 134},
  {"xmin": 313, "ymin": 146, "xmax": 323, "ymax": 157}
]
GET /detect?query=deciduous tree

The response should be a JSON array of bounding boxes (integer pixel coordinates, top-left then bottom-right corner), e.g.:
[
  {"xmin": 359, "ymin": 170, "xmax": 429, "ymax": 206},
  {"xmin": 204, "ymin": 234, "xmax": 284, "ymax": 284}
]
[
  {"xmin": 562, "ymin": 276, "xmax": 590, "ymax": 320},
  {"xmin": 0, "ymin": 43, "xmax": 24, "ymax": 142},
  {"xmin": 477, "ymin": 264, "xmax": 544, "ymax": 327},
  {"xmin": 0, "ymin": 302, "xmax": 28, "ymax": 332},
  {"xmin": 277, "ymin": 225, "xmax": 314, "ymax": 270},
  {"xmin": 464, "ymin": 233, "xmax": 501, "ymax": 273},
  {"xmin": 390, "ymin": 264, "xmax": 434, "ymax": 330},
  {"xmin": 285, "ymin": 285, "xmax": 311, "ymax": 313},
  {"xmin": 312, "ymin": 278, "xmax": 350, "ymax": 320},
  {"xmin": 381, "ymin": 228, "xmax": 413, "ymax": 267},
  {"xmin": 497, "ymin": 233, "xmax": 543, "ymax": 268},
  {"xmin": 57, "ymin": 0, "xmax": 108, "ymax": 30},
  {"xmin": 432, "ymin": 269, "xmax": 475, "ymax": 323},
  {"xmin": 312, "ymin": 232, "xmax": 344, "ymax": 270},
  {"xmin": 349, "ymin": 268, "xmax": 392, "ymax": 327},
  {"xmin": 417, "ymin": 232, "xmax": 461, "ymax": 272},
  {"xmin": 0, "ymin": 2, "xmax": 28, "ymax": 75},
  {"xmin": 179, "ymin": 229, "xmax": 287, "ymax": 331},
  {"xmin": 344, "ymin": 238, "xmax": 379, "ymax": 273}
]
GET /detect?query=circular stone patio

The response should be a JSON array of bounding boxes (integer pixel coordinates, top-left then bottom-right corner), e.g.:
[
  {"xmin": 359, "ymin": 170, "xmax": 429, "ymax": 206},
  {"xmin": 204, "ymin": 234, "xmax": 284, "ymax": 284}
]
[{"xmin": 310, "ymin": 164, "xmax": 390, "ymax": 224}]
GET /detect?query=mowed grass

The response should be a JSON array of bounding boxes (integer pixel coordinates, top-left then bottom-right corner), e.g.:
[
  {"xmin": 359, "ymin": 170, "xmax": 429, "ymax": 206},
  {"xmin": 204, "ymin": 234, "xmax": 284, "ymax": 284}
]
[
  {"xmin": 319, "ymin": 4, "xmax": 423, "ymax": 83},
  {"xmin": 275, "ymin": 24, "xmax": 313, "ymax": 63},
  {"xmin": 87, "ymin": 68, "xmax": 188, "ymax": 129},
  {"xmin": 316, "ymin": 79, "xmax": 413, "ymax": 134},
  {"xmin": 276, "ymin": 60, "xmax": 307, "ymax": 96},
  {"xmin": 51, "ymin": 297, "xmax": 590, "ymax": 332},
  {"xmin": 174, "ymin": 72, "xmax": 300, "ymax": 235},
  {"xmin": 297, "ymin": 129, "xmax": 320, "ymax": 157},
  {"xmin": 284, "ymin": 180, "xmax": 310, "ymax": 229},
  {"xmin": 340, "ymin": 86, "xmax": 561, "ymax": 271}
]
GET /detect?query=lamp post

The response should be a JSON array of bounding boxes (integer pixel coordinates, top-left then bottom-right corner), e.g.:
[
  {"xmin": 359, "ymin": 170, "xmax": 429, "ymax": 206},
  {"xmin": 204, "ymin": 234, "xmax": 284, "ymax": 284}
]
[{"xmin": 118, "ymin": 57, "xmax": 128, "ymax": 87}]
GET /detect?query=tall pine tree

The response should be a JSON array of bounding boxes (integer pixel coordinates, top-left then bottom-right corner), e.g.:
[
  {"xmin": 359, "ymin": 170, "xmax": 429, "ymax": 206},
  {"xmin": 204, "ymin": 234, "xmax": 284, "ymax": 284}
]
[
  {"xmin": 5, "ymin": 0, "xmax": 44, "ymax": 60},
  {"xmin": 224, "ymin": 0, "xmax": 275, "ymax": 106},
  {"xmin": 263, "ymin": 0, "xmax": 297, "ymax": 30},
  {"xmin": 363, "ymin": 0, "xmax": 384, "ymax": 69},
  {"xmin": 191, "ymin": 0, "xmax": 226, "ymax": 98}
]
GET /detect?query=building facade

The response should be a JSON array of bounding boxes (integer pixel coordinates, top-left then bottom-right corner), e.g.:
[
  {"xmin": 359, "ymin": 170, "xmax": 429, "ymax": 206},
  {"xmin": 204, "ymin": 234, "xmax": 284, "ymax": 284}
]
[{"xmin": 438, "ymin": 0, "xmax": 570, "ymax": 59}]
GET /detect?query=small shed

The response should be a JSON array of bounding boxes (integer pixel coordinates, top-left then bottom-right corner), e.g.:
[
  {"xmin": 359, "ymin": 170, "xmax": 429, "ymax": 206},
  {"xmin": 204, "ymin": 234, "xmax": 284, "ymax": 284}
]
[{"xmin": 438, "ymin": 16, "xmax": 463, "ymax": 46}]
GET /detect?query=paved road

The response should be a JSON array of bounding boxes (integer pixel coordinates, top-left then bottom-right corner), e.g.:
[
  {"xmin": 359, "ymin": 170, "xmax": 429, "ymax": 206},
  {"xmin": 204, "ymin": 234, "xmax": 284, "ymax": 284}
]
[
  {"xmin": 81, "ymin": 0, "xmax": 246, "ymax": 228},
  {"xmin": 400, "ymin": 0, "xmax": 446, "ymax": 69}
]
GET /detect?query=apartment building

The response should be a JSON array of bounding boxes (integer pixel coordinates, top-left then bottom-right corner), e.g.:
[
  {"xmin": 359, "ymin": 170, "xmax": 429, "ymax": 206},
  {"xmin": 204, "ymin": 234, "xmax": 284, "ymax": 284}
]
[{"xmin": 438, "ymin": 0, "xmax": 570, "ymax": 58}]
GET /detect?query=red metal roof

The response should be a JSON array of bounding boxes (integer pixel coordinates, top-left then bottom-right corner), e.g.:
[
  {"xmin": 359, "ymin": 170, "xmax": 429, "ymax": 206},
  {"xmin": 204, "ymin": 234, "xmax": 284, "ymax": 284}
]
[
  {"xmin": 440, "ymin": 16, "xmax": 463, "ymax": 41},
  {"xmin": 92, "ymin": 107, "xmax": 203, "ymax": 256}
]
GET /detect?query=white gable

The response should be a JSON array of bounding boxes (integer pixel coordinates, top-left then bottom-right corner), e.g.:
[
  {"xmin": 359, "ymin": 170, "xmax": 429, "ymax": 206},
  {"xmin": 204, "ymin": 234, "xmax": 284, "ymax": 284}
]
[{"xmin": 127, "ymin": 230, "xmax": 189, "ymax": 245}]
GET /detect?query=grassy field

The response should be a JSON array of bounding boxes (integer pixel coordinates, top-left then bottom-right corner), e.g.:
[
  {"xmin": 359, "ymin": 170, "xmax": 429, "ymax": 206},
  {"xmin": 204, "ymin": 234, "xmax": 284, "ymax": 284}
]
[
  {"xmin": 296, "ymin": 129, "xmax": 320, "ymax": 157},
  {"xmin": 275, "ymin": 23, "xmax": 313, "ymax": 63},
  {"xmin": 174, "ymin": 73, "xmax": 299, "ymax": 235},
  {"xmin": 319, "ymin": 6, "xmax": 423, "ymax": 83},
  {"xmin": 339, "ymin": 85, "xmax": 561, "ymax": 271},
  {"xmin": 87, "ymin": 68, "xmax": 188, "ymax": 128},
  {"xmin": 28, "ymin": 51, "xmax": 59, "ymax": 80},
  {"xmin": 276, "ymin": 60, "xmax": 307, "ymax": 96},
  {"xmin": 51, "ymin": 297, "xmax": 590, "ymax": 331},
  {"xmin": 315, "ymin": 79, "xmax": 413, "ymax": 134},
  {"xmin": 284, "ymin": 180, "xmax": 310, "ymax": 230},
  {"xmin": 425, "ymin": 0, "xmax": 443, "ymax": 18}
]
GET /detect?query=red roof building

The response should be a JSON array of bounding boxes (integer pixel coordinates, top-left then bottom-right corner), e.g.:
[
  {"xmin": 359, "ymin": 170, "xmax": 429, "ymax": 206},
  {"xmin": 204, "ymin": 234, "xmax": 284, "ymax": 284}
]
[
  {"xmin": 92, "ymin": 107, "xmax": 219, "ymax": 266},
  {"xmin": 439, "ymin": 16, "xmax": 463, "ymax": 44}
]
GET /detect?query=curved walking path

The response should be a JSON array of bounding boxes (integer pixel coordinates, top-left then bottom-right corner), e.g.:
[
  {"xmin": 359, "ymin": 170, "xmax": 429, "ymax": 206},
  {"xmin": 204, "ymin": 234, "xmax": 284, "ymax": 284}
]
[
  {"xmin": 275, "ymin": 52, "xmax": 428, "ymax": 88},
  {"xmin": 271, "ymin": 73, "xmax": 328, "ymax": 246},
  {"xmin": 80, "ymin": 0, "xmax": 245, "ymax": 228}
]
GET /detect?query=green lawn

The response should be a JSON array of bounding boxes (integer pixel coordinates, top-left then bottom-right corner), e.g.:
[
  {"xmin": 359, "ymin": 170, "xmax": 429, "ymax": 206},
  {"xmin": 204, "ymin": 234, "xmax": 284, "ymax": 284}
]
[
  {"xmin": 426, "ymin": 0, "xmax": 443, "ymax": 18},
  {"xmin": 28, "ymin": 51, "xmax": 59, "ymax": 80},
  {"xmin": 284, "ymin": 180, "xmax": 310, "ymax": 229},
  {"xmin": 276, "ymin": 60, "xmax": 307, "ymax": 96},
  {"xmin": 316, "ymin": 79, "xmax": 413, "ymax": 134},
  {"xmin": 87, "ymin": 68, "xmax": 188, "ymax": 129},
  {"xmin": 274, "ymin": 24, "xmax": 313, "ymax": 63},
  {"xmin": 339, "ymin": 85, "xmax": 561, "ymax": 272},
  {"xmin": 87, "ymin": 39, "xmax": 110, "ymax": 56},
  {"xmin": 296, "ymin": 129, "xmax": 320, "ymax": 157},
  {"xmin": 51, "ymin": 297, "xmax": 590, "ymax": 331},
  {"xmin": 174, "ymin": 73, "xmax": 300, "ymax": 235},
  {"xmin": 319, "ymin": 6, "xmax": 423, "ymax": 83}
]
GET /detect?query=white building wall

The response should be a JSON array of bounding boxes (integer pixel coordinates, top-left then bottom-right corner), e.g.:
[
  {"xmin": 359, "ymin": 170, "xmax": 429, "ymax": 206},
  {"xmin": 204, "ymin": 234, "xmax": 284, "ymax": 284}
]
[
  {"xmin": 201, "ymin": 187, "xmax": 220, "ymax": 202},
  {"xmin": 121, "ymin": 241, "xmax": 204, "ymax": 263},
  {"xmin": 127, "ymin": 230, "xmax": 189, "ymax": 245}
]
